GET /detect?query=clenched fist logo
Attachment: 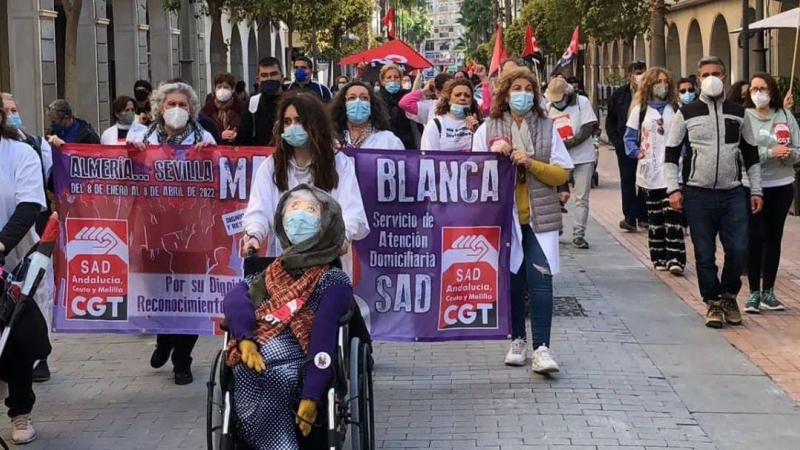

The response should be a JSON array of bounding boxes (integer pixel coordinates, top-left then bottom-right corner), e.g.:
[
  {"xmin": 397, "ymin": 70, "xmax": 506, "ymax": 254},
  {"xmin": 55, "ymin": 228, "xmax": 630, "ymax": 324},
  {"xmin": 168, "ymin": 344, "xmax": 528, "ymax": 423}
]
[
  {"xmin": 66, "ymin": 226, "xmax": 129, "ymax": 264},
  {"xmin": 441, "ymin": 235, "xmax": 499, "ymax": 272}
]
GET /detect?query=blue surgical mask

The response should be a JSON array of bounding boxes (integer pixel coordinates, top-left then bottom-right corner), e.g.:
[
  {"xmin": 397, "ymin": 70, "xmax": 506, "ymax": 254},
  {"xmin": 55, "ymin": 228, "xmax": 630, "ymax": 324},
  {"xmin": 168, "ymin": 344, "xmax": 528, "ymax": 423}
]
[
  {"xmin": 346, "ymin": 100, "xmax": 371, "ymax": 125},
  {"xmin": 553, "ymin": 99, "xmax": 568, "ymax": 110},
  {"xmin": 281, "ymin": 124, "xmax": 309, "ymax": 148},
  {"xmin": 294, "ymin": 68, "xmax": 309, "ymax": 83},
  {"xmin": 680, "ymin": 91, "xmax": 696, "ymax": 104},
  {"xmin": 284, "ymin": 210, "xmax": 320, "ymax": 245},
  {"xmin": 385, "ymin": 81, "xmax": 401, "ymax": 94},
  {"xmin": 450, "ymin": 104, "xmax": 469, "ymax": 119},
  {"xmin": 509, "ymin": 92, "xmax": 535, "ymax": 115},
  {"xmin": 6, "ymin": 114, "xmax": 22, "ymax": 129}
]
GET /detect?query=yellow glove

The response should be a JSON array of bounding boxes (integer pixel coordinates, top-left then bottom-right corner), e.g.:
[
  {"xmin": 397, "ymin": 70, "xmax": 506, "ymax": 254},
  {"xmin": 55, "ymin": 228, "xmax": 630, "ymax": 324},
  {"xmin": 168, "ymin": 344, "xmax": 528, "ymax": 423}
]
[
  {"xmin": 296, "ymin": 399, "xmax": 318, "ymax": 436},
  {"xmin": 238, "ymin": 340, "xmax": 265, "ymax": 373}
]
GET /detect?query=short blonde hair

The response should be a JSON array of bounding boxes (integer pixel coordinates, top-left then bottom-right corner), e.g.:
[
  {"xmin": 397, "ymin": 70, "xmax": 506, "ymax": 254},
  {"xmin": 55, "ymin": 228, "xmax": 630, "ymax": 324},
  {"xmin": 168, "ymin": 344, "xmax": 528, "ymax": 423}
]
[{"xmin": 380, "ymin": 64, "xmax": 403, "ymax": 81}]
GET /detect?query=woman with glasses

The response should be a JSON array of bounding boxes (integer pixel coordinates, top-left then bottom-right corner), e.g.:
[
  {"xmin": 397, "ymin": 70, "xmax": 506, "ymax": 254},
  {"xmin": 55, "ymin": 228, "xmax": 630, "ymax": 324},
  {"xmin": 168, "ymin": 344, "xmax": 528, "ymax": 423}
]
[
  {"xmin": 677, "ymin": 78, "xmax": 697, "ymax": 106},
  {"xmin": 741, "ymin": 72, "xmax": 800, "ymax": 313},
  {"xmin": 624, "ymin": 67, "xmax": 686, "ymax": 275}
]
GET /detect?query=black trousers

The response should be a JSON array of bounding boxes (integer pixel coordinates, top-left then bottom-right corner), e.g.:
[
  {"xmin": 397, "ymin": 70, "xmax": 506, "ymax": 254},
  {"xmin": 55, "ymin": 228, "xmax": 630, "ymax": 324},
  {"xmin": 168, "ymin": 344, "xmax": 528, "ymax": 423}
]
[
  {"xmin": 0, "ymin": 353, "xmax": 35, "ymax": 418},
  {"xmin": 615, "ymin": 144, "xmax": 647, "ymax": 223},
  {"xmin": 747, "ymin": 184, "xmax": 794, "ymax": 292},
  {"xmin": 156, "ymin": 334, "xmax": 199, "ymax": 371},
  {"xmin": 644, "ymin": 188, "xmax": 687, "ymax": 268}
]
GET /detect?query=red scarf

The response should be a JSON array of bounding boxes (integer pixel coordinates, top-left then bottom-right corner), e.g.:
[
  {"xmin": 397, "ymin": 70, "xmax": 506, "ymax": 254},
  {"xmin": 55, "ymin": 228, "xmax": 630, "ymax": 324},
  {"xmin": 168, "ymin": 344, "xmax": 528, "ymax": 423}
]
[{"xmin": 227, "ymin": 260, "xmax": 327, "ymax": 367}]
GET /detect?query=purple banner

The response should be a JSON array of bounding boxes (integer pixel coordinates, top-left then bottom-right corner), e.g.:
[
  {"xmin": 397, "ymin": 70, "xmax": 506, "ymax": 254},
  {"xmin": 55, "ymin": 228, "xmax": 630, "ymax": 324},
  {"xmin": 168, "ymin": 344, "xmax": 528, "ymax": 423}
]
[{"xmin": 344, "ymin": 149, "xmax": 515, "ymax": 342}]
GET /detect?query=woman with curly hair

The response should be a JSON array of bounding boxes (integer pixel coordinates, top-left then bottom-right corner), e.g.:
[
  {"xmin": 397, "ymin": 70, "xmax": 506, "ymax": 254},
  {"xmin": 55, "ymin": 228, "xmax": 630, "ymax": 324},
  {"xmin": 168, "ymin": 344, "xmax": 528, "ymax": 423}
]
[
  {"xmin": 242, "ymin": 92, "xmax": 369, "ymax": 259},
  {"xmin": 329, "ymin": 80, "xmax": 404, "ymax": 150},
  {"xmin": 472, "ymin": 67, "xmax": 573, "ymax": 374},
  {"xmin": 623, "ymin": 67, "xmax": 686, "ymax": 275},
  {"xmin": 420, "ymin": 79, "xmax": 481, "ymax": 151},
  {"xmin": 127, "ymin": 81, "xmax": 216, "ymax": 150}
]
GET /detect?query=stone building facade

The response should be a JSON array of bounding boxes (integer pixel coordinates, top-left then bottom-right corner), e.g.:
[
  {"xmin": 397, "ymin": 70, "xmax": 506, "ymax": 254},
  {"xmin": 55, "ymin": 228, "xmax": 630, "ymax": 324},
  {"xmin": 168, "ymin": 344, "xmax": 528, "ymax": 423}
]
[{"xmin": 0, "ymin": 0, "xmax": 290, "ymax": 136}]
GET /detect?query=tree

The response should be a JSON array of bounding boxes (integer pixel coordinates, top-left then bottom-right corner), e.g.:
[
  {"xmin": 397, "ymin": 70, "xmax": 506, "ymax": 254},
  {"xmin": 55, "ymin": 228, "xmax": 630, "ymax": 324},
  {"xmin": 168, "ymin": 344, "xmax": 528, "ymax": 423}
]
[
  {"xmin": 62, "ymin": 0, "xmax": 83, "ymax": 106},
  {"xmin": 397, "ymin": 5, "xmax": 432, "ymax": 50},
  {"xmin": 458, "ymin": 0, "xmax": 493, "ymax": 58},
  {"xmin": 505, "ymin": 0, "xmax": 580, "ymax": 56},
  {"xmin": 649, "ymin": 0, "xmax": 666, "ymax": 67},
  {"xmin": 577, "ymin": 0, "xmax": 649, "ymax": 45}
]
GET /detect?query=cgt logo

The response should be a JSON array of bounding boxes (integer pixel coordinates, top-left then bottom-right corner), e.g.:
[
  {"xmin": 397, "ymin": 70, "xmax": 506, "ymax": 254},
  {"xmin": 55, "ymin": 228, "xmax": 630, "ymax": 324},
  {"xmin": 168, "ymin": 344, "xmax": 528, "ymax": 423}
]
[{"xmin": 69, "ymin": 296, "xmax": 127, "ymax": 320}]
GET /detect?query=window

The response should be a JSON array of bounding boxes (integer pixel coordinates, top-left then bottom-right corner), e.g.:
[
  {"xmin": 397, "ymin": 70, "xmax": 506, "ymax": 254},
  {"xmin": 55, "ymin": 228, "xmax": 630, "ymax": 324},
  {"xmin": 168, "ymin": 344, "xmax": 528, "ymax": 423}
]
[{"xmin": 425, "ymin": 42, "xmax": 435, "ymax": 51}]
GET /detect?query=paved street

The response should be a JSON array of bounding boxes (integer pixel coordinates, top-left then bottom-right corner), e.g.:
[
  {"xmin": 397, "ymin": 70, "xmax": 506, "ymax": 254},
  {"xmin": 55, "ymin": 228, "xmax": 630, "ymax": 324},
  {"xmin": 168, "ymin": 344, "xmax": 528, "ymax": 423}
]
[{"xmin": 4, "ymin": 177, "xmax": 800, "ymax": 448}]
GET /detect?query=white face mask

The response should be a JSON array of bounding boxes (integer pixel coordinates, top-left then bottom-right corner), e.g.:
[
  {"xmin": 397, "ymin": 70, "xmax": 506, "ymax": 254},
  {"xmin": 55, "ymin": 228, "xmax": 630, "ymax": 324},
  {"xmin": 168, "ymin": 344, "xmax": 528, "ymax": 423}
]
[
  {"xmin": 634, "ymin": 74, "xmax": 643, "ymax": 85},
  {"xmin": 701, "ymin": 76, "xmax": 724, "ymax": 99},
  {"xmin": 163, "ymin": 107, "xmax": 190, "ymax": 130},
  {"xmin": 216, "ymin": 88, "xmax": 232, "ymax": 102},
  {"xmin": 751, "ymin": 91, "xmax": 770, "ymax": 108}
]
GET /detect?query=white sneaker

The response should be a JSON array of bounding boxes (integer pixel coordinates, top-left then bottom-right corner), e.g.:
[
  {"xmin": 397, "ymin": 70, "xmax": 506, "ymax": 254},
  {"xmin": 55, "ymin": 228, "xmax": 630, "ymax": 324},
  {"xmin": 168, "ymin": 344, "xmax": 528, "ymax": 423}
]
[
  {"xmin": 11, "ymin": 414, "xmax": 36, "ymax": 444},
  {"xmin": 531, "ymin": 345, "xmax": 560, "ymax": 374},
  {"xmin": 504, "ymin": 339, "xmax": 527, "ymax": 366}
]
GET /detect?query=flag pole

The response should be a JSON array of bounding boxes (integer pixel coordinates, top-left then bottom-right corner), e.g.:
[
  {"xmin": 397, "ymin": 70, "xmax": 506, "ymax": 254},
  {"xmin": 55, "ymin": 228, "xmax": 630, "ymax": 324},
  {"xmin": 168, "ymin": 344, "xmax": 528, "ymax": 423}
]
[{"xmin": 791, "ymin": 5, "xmax": 800, "ymax": 93}]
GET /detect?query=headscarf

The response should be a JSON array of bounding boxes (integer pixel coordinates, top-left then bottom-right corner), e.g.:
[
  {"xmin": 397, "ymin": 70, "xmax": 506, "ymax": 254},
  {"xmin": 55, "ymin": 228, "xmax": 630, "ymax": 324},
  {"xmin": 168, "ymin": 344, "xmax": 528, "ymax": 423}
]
[{"xmin": 274, "ymin": 184, "xmax": 345, "ymax": 276}]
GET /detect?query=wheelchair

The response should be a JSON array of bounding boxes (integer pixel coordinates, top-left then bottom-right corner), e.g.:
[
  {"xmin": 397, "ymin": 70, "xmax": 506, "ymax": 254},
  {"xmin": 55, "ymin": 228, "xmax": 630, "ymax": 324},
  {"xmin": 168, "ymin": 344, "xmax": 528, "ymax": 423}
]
[{"xmin": 206, "ymin": 256, "xmax": 375, "ymax": 450}]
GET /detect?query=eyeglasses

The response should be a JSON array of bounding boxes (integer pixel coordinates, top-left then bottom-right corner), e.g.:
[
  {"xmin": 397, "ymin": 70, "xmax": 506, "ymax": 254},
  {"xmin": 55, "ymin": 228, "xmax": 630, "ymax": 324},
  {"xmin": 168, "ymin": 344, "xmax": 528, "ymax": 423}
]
[
  {"xmin": 678, "ymin": 88, "xmax": 696, "ymax": 94},
  {"xmin": 750, "ymin": 86, "xmax": 769, "ymax": 94},
  {"xmin": 656, "ymin": 118, "xmax": 664, "ymax": 135}
]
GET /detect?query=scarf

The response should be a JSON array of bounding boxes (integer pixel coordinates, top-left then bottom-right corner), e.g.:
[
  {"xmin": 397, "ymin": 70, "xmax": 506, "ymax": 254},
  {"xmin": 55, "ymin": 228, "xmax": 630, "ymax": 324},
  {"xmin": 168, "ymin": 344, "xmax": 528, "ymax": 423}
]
[
  {"xmin": 225, "ymin": 259, "xmax": 327, "ymax": 367},
  {"xmin": 275, "ymin": 184, "xmax": 346, "ymax": 276},
  {"xmin": 145, "ymin": 119, "xmax": 203, "ymax": 145},
  {"xmin": 647, "ymin": 99, "xmax": 669, "ymax": 115},
  {"xmin": 489, "ymin": 112, "xmax": 549, "ymax": 183},
  {"xmin": 342, "ymin": 123, "xmax": 374, "ymax": 149},
  {"xmin": 214, "ymin": 96, "xmax": 234, "ymax": 130}
]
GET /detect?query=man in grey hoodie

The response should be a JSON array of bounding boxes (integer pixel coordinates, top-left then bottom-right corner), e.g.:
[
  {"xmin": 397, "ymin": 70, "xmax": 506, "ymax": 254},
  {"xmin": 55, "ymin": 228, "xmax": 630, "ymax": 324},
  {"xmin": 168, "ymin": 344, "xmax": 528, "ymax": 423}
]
[{"xmin": 664, "ymin": 56, "xmax": 763, "ymax": 329}]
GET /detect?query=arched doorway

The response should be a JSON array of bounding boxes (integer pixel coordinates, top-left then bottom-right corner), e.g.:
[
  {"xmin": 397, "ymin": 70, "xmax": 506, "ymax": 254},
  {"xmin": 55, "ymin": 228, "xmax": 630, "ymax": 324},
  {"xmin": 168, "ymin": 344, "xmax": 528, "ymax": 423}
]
[
  {"xmin": 248, "ymin": 27, "xmax": 258, "ymax": 86},
  {"xmin": 612, "ymin": 41, "xmax": 620, "ymax": 76},
  {"xmin": 710, "ymin": 15, "xmax": 731, "ymax": 83},
  {"xmin": 666, "ymin": 24, "xmax": 681, "ymax": 77},
  {"xmin": 621, "ymin": 39, "xmax": 632, "ymax": 70},
  {"xmin": 635, "ymin": 35, "xmax": 646, "ymax": 61},
  {"xmin": 230, "ymin": 23, "xmax": 244, "ymax": 82},
  {"xmin": 210, "ymin": 16, "xmax": 225, "ymax": 76},
  {"xmin": 686, "ymin": 20, "xmax": 703, "ymax": 77}
]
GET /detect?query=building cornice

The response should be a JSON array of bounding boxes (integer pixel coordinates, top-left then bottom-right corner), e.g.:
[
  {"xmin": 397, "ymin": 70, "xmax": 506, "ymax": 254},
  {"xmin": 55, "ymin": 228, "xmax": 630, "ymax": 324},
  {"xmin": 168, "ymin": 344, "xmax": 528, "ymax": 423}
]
[
  {"xmin": 667, "ymin": 0, "xmax": 716, "ymax": 12},
  {"xmin": 39, "ymin": 9, "xmax": 58, "ymax": 19}
]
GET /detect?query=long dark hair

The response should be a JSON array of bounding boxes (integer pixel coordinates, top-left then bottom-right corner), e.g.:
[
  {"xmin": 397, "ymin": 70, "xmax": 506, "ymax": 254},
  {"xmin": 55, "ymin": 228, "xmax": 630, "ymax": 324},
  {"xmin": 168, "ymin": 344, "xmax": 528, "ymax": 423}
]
[
  {"xmin": 726, "ymin": 80, "xmax": 749, "ymax": 106},
  {"xmin": 329, "ymin": 81, "xmax": 392, "ymax": 131},
  {"xmin": 272, "ymin": 92, "xmax": 339, "ymax": 192},
  {"xmin": 0, "ymin": 107, "xmax": 21, "ymax": 140},
  {"xmin": 434, "ymin": 79, "xmax": 481, "ymax": 118},
  {"xmin": 743, "ymin": 72, "xmax": 782, "ymax": 111}
]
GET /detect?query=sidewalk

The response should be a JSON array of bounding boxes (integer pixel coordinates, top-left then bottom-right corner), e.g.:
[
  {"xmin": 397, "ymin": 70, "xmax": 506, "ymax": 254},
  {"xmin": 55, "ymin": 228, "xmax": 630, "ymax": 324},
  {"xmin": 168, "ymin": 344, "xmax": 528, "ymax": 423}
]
[
  {"xmin": 3, "ymin": 204, "xmax": 800, "ymax": 448},
  {"xmin": 588, "ymin": 145, "xmax": 800, "ymax": 403}
]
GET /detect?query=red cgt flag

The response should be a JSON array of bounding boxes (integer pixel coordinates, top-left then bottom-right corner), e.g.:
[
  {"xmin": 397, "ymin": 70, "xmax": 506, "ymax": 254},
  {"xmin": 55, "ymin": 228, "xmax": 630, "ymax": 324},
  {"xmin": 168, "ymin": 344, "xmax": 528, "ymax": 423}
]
[
  {"xmin": 522, "ymin": 24, "xmax": 543, "ymax": 63},
  {"xmin": 488, "ymin": 23, "xmax": 508, "ymax": 76},
  {"xmin": 382, "ymin": 7, "xmax": 396, "ymax": 40}
]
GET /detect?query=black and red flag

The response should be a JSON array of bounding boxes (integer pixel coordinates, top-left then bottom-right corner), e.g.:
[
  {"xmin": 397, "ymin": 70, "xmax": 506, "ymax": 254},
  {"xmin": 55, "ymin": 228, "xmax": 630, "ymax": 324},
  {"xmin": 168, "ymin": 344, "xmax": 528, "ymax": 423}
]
[{"xmin": 551, "ymin": 26, "xmax": 580, "ymax": 76}]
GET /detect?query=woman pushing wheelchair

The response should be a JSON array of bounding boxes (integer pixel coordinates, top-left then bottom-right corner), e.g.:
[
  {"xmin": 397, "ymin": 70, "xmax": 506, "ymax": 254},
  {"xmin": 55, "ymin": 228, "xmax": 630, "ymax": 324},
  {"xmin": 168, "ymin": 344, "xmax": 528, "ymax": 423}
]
[{"xmin": 222, "ymin": 185, "xmax": 354, "ymax": 449}]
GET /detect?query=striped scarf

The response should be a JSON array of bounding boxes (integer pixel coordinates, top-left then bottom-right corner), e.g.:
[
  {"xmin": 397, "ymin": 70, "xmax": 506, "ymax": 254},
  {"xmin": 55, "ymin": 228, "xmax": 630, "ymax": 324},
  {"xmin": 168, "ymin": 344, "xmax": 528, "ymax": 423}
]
[{"xmin": 226, "ymin": 259, "xmax": 327, "ymax": 367}]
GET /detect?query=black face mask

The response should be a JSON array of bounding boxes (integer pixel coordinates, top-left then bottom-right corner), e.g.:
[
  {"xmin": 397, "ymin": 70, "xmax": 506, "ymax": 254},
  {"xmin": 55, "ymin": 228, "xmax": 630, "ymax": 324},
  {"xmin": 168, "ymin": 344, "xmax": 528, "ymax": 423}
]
[
  {"xmin": 134, "ymin": 89, "xmax": 150, "ymax": 102},
  {"xmin": 260, "ymin": 80, "xmax": 282, "ymax": 95}
]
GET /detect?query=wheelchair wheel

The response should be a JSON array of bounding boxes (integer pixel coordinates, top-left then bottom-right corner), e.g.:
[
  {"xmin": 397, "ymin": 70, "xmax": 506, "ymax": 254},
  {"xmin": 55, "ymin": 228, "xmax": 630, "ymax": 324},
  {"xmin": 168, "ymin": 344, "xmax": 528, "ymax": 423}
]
[
  {"xmin": 349, "ymin": 337, "xmax": 375, "ymax": 450},
  {"xmin": 207, "ymin": 350, "xmax": 235, "ymax": 450},
  {"xmin": 592, "ymin": 171, "xmax": 599, "ymax": 188}
]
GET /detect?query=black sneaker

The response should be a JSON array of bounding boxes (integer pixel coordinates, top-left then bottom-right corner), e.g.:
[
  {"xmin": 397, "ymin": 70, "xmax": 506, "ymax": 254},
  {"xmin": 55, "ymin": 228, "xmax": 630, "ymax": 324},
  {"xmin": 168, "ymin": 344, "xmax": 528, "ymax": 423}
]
[
  {"xmin": 619, "ymin": 219, "xmax": 637, "ymax": 232},
  {"xmin": 32, "ymin": 360, "xmax": 50, "ymax": 383},
  {"xmin": 150, "ymin": 344, "xmax": 172, "ymax": 369},
  {"xmin": 174, "ymin": 368, "xmax": 193, "ymax": 385}
]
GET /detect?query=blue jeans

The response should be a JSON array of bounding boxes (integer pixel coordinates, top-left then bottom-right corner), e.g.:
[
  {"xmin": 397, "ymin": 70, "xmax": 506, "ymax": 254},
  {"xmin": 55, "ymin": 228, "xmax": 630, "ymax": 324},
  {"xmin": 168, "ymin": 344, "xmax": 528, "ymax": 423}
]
[
  {"xmin": 682, "ymin": 186, "xmax": 749, "ymax": 301},
  {"xmin": 510, "ymin": 225, "xmax": 554, "ymax": 348}
]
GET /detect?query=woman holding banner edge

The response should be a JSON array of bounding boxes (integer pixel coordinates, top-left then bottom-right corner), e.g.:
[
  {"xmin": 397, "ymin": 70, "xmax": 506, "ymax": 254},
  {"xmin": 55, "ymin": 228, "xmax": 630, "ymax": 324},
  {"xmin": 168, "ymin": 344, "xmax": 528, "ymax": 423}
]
[
  {"xmin": 127, "ymin": 80, "xmax": 216, "ymax": 385},
  {"xmin": 472, "ymin": 67, "xmax": 574, "ymax": 374}
]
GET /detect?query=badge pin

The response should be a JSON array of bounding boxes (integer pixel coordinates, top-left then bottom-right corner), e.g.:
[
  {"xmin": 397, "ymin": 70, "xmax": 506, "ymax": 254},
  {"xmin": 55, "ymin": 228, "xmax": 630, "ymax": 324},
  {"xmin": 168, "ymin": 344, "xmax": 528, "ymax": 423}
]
[{"xmin": 314, "ymin": 352, "xmax": 332, "ymax": 369}]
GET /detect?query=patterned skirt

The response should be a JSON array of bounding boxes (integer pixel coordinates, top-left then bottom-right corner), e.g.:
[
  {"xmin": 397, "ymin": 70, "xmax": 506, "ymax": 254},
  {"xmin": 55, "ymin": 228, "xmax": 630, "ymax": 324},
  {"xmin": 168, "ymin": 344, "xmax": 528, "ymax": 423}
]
[{"xmin": 233, "ymin": 328, "xmax": 305, "ymax": 450}]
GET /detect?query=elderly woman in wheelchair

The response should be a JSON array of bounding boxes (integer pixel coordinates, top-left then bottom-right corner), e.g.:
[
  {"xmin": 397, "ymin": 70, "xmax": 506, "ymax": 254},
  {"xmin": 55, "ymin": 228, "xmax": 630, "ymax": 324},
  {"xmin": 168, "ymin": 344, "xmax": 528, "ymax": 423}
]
[{"xmin": 222, "ymin": 184, "xmax": 357, "ymax": 449}]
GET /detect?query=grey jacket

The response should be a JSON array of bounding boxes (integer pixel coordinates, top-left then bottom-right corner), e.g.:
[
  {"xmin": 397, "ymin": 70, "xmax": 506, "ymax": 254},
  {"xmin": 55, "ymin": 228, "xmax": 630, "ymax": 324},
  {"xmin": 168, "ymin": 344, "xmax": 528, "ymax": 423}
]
[{"xmin": 665, "ymin": 94, "xmax": 762, "ymax": 196}]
